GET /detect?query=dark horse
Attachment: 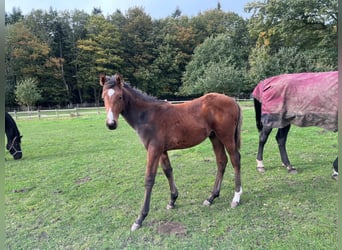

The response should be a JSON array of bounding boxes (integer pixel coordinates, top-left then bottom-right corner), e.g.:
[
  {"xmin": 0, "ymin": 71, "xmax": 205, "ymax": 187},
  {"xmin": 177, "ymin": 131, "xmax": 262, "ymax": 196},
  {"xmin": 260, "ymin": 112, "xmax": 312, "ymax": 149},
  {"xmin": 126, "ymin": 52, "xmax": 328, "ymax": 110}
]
[
  {"xmin": 252, "ymin": 71, "xmax": 338, "ymax": 178},
  {"xmin": 100, "ymin": 73, "xmax": 242, "ymax": 231},
  {"xmin": 5, "ymin": 112, "xmax": 23, "ymax": 160}
]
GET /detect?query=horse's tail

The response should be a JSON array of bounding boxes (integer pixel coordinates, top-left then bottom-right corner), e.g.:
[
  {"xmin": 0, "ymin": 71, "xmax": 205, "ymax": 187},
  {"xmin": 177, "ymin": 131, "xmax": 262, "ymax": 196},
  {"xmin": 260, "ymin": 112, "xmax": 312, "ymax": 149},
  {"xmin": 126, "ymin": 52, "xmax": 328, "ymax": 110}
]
[
  {"xmin": 253, "ymin": 98, "xmax": 263, "ymax": 132},
  {"xmin": 235, "ymin": 102, "xmax": 242, "ymax": 151}
]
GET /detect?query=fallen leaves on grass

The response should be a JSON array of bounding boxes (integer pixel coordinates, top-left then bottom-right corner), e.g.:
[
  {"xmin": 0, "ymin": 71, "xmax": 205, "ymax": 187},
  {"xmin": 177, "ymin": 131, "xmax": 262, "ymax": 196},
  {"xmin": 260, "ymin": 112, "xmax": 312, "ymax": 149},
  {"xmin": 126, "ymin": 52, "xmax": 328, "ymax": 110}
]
[
  {"xmin": 75, "ymin": 176, "xmax": 92, "ymax": 185},
  {"xmin": 157, "ymin": 221, "xmax": 187, "ymax": 236}
]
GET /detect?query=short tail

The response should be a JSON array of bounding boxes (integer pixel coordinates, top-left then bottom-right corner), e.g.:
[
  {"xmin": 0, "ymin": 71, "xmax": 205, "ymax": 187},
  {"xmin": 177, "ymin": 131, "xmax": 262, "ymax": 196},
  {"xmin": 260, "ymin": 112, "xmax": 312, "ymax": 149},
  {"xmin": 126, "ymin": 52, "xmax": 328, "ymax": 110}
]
[
  {"xmin": 253, "ymin": 98, "xmax": 263, "ymax": 132},
  {"xmin": 235, "ymin": 102, "xmax": 242, "ymax": 150}
]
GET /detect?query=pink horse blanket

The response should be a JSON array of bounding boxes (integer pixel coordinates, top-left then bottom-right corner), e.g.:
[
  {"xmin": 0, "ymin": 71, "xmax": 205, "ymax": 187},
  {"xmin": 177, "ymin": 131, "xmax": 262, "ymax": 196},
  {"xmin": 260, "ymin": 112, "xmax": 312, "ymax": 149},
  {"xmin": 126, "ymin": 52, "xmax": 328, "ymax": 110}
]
[{"xmin": 252, "ymin": 71, "xmax": 338, "ymax": 131}]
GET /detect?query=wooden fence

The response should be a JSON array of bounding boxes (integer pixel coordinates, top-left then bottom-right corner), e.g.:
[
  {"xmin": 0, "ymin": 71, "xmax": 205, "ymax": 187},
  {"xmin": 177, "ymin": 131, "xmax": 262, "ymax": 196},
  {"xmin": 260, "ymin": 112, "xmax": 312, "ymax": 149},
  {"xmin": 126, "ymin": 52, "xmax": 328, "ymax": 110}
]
[
  {"xmin": 8, "ymin": 99, "xmax": 252, "ymax": 120},
  {"xmin": 8, "ymin": 107, "xmax": 104, "ymax": 120}
]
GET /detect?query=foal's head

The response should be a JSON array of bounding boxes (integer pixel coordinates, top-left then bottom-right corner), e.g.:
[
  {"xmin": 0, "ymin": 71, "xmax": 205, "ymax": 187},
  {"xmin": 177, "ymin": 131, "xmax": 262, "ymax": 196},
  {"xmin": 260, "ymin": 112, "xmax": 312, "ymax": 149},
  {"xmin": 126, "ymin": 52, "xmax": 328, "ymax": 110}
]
[{"xmin": 100, "ymin": 73, "xmax": 125, "ymax": 130}]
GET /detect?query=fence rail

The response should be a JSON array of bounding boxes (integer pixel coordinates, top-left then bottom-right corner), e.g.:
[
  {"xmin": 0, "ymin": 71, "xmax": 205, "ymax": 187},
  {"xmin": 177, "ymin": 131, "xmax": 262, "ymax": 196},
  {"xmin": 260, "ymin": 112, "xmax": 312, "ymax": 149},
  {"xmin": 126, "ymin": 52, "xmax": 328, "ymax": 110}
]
[
  {"xmin": 8, "ymin": 107, "xmax": 104, "ymax": 120},
  {"xmin": 8, "ymin": 99, "xmax": 252, "ymax": 120}
]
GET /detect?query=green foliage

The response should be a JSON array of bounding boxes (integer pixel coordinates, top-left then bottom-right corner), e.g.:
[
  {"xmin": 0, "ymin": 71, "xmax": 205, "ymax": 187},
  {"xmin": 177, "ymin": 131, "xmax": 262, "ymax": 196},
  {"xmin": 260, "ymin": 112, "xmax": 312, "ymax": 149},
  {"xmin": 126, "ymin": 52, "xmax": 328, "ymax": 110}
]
[
  {"xmin": 6, "ymin": 20, "xmax": 71, "ymax": 107},
  {"xmin": 180, "ymin": 34, "xmax": 248, "ymax": 96},
  {"xmin": 5, "ymin": 7, "xmax": 23, "ymax": 25},
  {"xmin": 190, "ymin": 9, "xmax": 250, "ymax": 47},
  {"xmin": 4, "ymin": 0, "xmax": 338, "ymax": 107},
  {"xmin": 245, "ymin": 0, "xmax": 337, "ymax": 85},
  {"xmin": 76, "ymin": 14, "xmax": 124, "ymax": 103},
  {"xmin": 6, "ymin": 22, "xmax": 51, "ymax": 77},
  {"xmin": 15, "ymin": 78, "xmax": 42, "ymax": 110},
  {"xmin": 120, "ymin": 7, "xmax": 155, "ymax": 90},
  {"xmin": 5, "ymin": 105, "xmax": 337, "ymax": 248},
  {"xmin": 248, "ymin": 46, "xmax": 336, "ymax": 83},
  {"xmin": 245, "ymin": 0, "xmax": 337, "ymax": 50}
]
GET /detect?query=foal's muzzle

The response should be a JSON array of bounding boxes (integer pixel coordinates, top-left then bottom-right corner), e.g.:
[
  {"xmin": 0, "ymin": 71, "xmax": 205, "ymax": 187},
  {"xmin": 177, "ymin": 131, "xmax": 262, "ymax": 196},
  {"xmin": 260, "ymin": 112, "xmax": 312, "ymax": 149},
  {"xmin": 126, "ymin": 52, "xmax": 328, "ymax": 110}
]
[{"xmin": 106, "ymin": 121, "xmax": 117, "ymax": 130}]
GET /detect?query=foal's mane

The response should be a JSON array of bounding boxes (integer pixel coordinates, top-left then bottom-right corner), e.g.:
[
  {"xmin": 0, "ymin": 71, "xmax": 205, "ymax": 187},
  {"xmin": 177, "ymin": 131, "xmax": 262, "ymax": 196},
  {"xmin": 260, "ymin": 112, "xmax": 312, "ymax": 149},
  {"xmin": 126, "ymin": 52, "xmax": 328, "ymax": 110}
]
[
  {"xmin": 123, "ymin": 83, "xmax": 166, "ymax": 104},
  {"xmin": 102, "ymin": 74, "xmax": 165, "ymax": 104}
]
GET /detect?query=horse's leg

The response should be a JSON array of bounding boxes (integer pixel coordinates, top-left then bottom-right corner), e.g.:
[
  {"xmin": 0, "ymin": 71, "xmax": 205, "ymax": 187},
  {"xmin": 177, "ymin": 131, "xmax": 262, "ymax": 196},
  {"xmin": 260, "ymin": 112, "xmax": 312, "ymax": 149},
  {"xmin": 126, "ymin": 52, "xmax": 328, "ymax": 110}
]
[
  {"xmin": 256, "ymin": 126, "xmax": 273, "ymax": 173},
  {"xmin": 159, "ymin": 151, "xmax": 178, "ymax": 209},
  {"xmin": 275, "ymin": 125, "xmax": 296, "ymax": 173},
  {"xmin": 204, "ymin": 134, "xmax": 228, "ymax": 206},
  {"xmin": 224, "ymin": 139, "xmax": 242, "ymax": 208},
  {"xmin": 131, "ymin": 147, "xmax": 161, "ymax": 231},
  {"xmin": 332, "ymin": 157, "xmax": 338, "ymax": 180}
]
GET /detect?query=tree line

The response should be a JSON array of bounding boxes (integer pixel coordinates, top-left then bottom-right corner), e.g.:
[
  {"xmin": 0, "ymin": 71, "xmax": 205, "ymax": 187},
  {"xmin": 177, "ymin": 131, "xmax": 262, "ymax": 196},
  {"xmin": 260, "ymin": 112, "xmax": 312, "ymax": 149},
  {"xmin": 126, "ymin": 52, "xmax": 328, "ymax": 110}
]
[{"xmin": 5, "ymin": 0, "xmax": 337, "ymax": 109}]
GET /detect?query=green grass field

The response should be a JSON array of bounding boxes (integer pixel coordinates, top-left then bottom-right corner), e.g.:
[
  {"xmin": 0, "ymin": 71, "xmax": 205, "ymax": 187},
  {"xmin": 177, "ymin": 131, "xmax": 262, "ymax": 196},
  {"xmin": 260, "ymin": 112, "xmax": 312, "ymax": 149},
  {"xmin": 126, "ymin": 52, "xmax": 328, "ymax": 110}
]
[{"xmin": 5, "ymin": 103, "xmax": 338, "ymax": 249}]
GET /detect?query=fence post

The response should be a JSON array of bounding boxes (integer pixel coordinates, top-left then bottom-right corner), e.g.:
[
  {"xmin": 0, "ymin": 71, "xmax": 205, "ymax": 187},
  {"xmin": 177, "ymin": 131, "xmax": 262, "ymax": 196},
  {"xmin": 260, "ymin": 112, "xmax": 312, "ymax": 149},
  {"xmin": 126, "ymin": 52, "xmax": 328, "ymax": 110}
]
[{"xmin": 38, "ymin": 110, "xmax": 41, "ymax": 120}]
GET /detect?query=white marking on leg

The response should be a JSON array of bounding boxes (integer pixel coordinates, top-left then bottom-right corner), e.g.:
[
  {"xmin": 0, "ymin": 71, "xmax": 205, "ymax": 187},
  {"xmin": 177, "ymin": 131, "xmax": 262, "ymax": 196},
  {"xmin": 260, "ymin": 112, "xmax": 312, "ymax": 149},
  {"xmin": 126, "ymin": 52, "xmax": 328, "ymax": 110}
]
[
  {"xmin": 232, "ymin": 186, "xmax": 242, "ymax": 204},
  {"xmin": 131, "ymin": 223, "xmax": 141, "ymax": 231},
  {"xmin": 108, "ymin": 89, "xmax": 115, "ymax": 97},
  {"xmin": 256, "ymin": 159, "xmax": 265, "ymax": 173},
  {"xmin": 256, "ymin": 160, "xmax": 264, "ymax": 168},
  {"xmin": 332, "ymin": 170, "xmax": 339, "ymax": 180},
  {"xmin": 107, "ymin": 108, "xmax": 114, "ymax": 123},
  {"xmin": 166, "ymin": 204, "xmax": 174, "ymax": 209},
  {"xmin": 332, "ymin": 169, "xmax": 338, "ymax": 177},
  {"xmin": 203, "ymin": 200, "xmax": 211, "ymax": 206}
]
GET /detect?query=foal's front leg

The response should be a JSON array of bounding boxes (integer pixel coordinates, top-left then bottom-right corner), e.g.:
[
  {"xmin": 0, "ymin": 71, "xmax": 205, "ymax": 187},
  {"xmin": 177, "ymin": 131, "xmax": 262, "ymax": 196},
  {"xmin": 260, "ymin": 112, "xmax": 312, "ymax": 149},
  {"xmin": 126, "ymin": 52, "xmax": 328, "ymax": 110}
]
[
  {"xmin": 160, "ymin": 152, "xmax": 178, "ymax": 209},
  {"xmin": 131, "ymin": 148, "xmax": 160, "ymax": 231}
]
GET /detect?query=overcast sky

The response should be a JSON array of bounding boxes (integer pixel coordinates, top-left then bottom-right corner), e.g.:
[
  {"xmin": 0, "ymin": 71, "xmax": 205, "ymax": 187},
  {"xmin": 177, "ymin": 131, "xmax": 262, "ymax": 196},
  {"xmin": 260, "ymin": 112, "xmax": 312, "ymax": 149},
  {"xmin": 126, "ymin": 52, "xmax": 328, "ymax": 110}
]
[{"xmin": 5, "ymin": 0, "xmax": 252, "ymax": 19}]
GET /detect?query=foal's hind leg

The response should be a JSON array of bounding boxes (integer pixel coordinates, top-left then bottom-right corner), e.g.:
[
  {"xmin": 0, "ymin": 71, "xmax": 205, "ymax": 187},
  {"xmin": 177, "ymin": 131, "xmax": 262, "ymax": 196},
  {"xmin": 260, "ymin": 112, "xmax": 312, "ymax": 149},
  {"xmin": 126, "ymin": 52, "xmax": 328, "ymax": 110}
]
[
  {"xmin": 224, "ymin": 139, "xmax": 242, "ymax": 208},
  {"xmin": 160, "ymin": 152, "xmax": 178, "ymax": 209},
  {"xmin": 204, "ymin": 134, "xmax": 228, "ymax": 206}
]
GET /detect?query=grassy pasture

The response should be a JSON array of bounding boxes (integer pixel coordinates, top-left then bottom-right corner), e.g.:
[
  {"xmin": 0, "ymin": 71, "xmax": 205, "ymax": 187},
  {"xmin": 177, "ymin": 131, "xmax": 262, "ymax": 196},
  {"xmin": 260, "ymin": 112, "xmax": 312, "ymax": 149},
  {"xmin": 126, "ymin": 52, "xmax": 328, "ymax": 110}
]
[{"xmin": 5, "ymin": 103, "xmax": 338, "ymax": 249}]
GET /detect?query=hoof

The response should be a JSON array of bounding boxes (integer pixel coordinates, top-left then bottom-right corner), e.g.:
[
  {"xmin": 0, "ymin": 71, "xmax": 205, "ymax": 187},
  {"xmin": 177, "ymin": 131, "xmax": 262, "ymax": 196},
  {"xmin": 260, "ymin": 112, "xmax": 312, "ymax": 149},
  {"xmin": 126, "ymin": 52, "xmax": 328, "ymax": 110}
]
[
  {"xmin": 231, "ymin": 201, "xmax": 239, "ymax": 208},
  {"xmin": 131, "ymin": 222, "xmax": 141, "ymax": 231},
  {"xmin": 203, "ymin": 200, "xmax": 211, "ymax": 206},
  {"xmin": 256, "ymin": 166, "xmax": 265, "ymax": 173},
  {"xmin": 332, "ymin": 174, "xmax": 338, "ymax": 181},
  {"xmin": 288, "ymin": 168, "xmax": 297, "ymax": 174},
  {"xmin": 166, "ymin": 204, "xmax": 175, "ymax": 210},
  {"xmin": 283, "ymin": 164, "xmax": 297, "ymax": 174}
]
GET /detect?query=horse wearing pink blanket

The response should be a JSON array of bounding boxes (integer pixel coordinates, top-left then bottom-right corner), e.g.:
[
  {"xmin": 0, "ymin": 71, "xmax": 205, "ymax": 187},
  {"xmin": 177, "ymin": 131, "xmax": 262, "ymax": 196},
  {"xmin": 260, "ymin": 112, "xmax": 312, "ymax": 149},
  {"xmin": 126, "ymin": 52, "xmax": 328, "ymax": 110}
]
[{"xmin": 252, "ymin": 71, "xmax": 338, "ymax": 178}]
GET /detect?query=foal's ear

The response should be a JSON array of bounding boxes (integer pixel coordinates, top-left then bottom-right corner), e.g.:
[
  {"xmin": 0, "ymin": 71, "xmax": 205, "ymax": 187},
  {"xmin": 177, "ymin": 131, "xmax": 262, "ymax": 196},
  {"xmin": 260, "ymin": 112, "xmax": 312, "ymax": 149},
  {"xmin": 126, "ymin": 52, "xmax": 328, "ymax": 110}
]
[
  {"xmin": 114, "ymin": 73, "xmax": 124, "ymax": 87},
  {"xmin": 99, "ymin": 74, "xmax": 106, "ymax": 86}
]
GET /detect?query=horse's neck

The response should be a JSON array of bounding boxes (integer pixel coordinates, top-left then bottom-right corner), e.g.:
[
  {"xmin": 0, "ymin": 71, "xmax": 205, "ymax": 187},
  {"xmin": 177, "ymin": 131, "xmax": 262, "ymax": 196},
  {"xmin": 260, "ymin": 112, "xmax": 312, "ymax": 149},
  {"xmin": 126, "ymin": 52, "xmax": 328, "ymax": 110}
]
[
  {"xmin": 121, "ymin": 88, "xmax": 155, "ymax": 129},
  {"xmin": 5, "ymin": 113, "xmax": 20, "ymax": 139}
]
